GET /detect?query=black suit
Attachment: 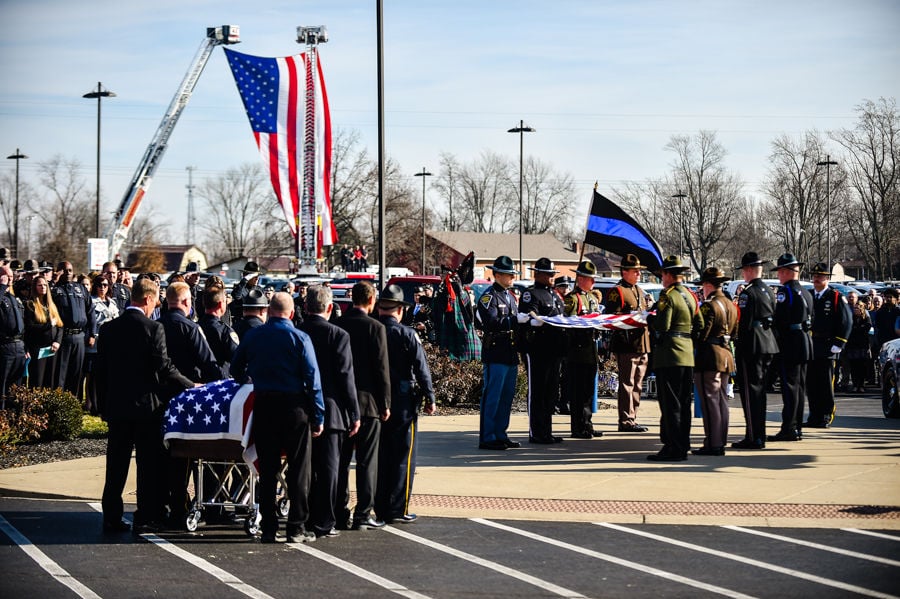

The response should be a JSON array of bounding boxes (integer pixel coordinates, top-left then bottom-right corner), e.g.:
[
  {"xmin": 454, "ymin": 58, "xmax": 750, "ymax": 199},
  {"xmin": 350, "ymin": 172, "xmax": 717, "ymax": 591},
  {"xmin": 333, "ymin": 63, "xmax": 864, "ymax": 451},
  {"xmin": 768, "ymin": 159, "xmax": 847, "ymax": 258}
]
[
  {"xmin": 807, "ymin": 287, "xmax": 852, "ymax": 426},
  {"xmin": 773, "ymin": 280, "xmax": 814, "ymax": 438},
  {"xmin": 96, "ymin": 307, "xmax": 193, "ymax": 527},
  {"xmin": 734, "ymin": 278, "xmax": 778, "ymax": 445},
  {"xmin": 335, "ymin": 307, "xmax": 391, "ymax": 525},
  {"xmin": 299, "ymin": 314, "xmax": 359, "ymax": 535}
]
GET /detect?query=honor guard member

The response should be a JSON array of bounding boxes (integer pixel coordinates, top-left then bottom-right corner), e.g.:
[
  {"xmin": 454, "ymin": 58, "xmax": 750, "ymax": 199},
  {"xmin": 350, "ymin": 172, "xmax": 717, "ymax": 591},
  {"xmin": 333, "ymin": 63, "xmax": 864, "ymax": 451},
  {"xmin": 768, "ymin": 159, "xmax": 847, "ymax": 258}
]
[
  {"xmin": 692, "ymin": 267, "xmax": 738, "ymax": 456},
  {"xmin": 731, "ymin": 252, "xmax": 779, "ymax": 450},
  {"xmin": 52, "ymin": 261, "xmax": 97, "ymax": 395},
  {"xmin": 805, "ymin": 262, "xmax": 852, "ymax": 428},
  {"xmin": 769, "ymin": 253, "xmax": 814, "ymax": 442},
  {"xmin": 229, "ymin": 261, "xmax": 261, "ymax": 322},
  {"xmin": 101, "ymin": 261, "xmax": 131, "ymax": 314},
  {"xmin": 233, "ymin": 288, "xmax": 268, "ymax": 340},
  {"xmin": 603, "ymin": 254, "xmax": 652, "ymax": 433},
  {"xmin": 648, "ymin": 256, "xmax": 703, "ymax": 461},
  {"xmin": 374, "ymin": 284, "xmax": 436, "ymax": 524},
  {"xmin": 564, "ymin": 260, "xmax": 603, "ymax": 439},
  {"xmin": 14, "ymin": 259, "xmax": 39, "ymax": 300},
  {"xmin": 199, "ymin": 285, "xmax": 240, "ymax": 374},
  {"xmin": 475, "ymin": 256, "xmax": 523, "ymax": 450},
  {"xmin": 518, "ymin": 257, "xmax": 566, "ymax": 444},
  {"xmin": 0, "ymin": 264, "xmax": 26, "ymax": 408}
]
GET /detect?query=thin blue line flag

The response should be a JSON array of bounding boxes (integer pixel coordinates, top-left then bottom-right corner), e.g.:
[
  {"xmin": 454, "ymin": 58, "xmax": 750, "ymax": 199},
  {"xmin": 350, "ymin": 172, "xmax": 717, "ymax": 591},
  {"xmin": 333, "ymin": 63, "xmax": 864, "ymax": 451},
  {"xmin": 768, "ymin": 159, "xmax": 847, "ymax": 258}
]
[{"xmin": 584, "ymin": 190, "xmax": 664, "ymax": 272}]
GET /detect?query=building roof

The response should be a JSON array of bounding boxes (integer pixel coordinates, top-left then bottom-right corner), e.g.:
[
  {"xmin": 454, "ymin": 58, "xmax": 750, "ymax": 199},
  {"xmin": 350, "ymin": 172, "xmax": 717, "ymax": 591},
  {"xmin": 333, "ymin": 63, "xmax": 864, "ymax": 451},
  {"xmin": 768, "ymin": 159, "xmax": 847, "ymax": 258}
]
[{"xmin": 427, "ymin": 231, "xmax": 577, "ymax": 263}]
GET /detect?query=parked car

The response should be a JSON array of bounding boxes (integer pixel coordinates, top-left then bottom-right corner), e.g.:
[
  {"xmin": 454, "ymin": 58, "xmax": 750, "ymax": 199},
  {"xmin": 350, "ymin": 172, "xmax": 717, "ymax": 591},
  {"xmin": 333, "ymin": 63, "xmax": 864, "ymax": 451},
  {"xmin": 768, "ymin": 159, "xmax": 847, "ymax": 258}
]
[
  {"xmin": 878, "ymin": 337, "xmax": 900, "ymax": 418},
  {"xmin": 385, "ymin": 275, "xmax": 441, "ymax": 304}
]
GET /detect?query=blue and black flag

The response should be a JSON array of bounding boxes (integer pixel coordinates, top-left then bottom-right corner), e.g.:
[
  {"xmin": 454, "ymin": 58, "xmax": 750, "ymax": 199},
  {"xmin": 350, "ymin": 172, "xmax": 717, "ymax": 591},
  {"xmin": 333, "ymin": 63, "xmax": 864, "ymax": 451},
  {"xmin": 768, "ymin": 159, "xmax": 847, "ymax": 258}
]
[{"xmin": 584, "ymin": 190, "xmax": 664, "ymax": 272}]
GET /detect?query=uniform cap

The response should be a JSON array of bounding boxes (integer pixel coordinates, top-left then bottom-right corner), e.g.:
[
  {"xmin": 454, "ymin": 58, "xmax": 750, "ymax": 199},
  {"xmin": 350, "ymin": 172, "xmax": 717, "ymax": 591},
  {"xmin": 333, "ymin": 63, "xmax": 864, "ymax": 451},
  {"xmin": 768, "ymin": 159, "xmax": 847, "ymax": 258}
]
[
  {"xmin": 184, "ymin": 261, "xmax": 200, "ymax": 273},
  {"xmin": 529, "ymin": 257, "xmax": 559, "ymax": 274},
  {"xmin": 487, "ymin": 255, "xmax": 518, "ymax": 275},
  {"xmin": 574, "ymin": 260, "xmax": 599, "ymax": 277},
  {"xmin": 699, "ymin": 266, "xmax": 730, "ymax": 284},
  {"xmin": 242, "ymin": 261, "xmax": 261, "ymax": 274},
  {"xmin": 20, "ymin": 259, "xmax": 38, "ymax": 274},
  {"xmin": 554, "ymin": 275, "xmax": 573, "ymax": 288},
  {"xmin": 809, "ymin": 262, "xmax": 832, "ymax": 276},
  {"xmin": 378, "ymin": 284, "xmax": 412, "ymax": 308},
  {"xmin": 660, "ymin": 255, "xmax": 690, "ymax": 273},
  {"xmin": 770, "ymin": 253, "xmax": 803, "ymax": 271},
  {"xmin": 736, "ymin": 251, "xmax": 765, "ymax": 269},
  {"xmin": 242, "ymin": 287, "xmax": 269, "ymax": 308},
  {"xmin": 619, "ymin": 253, "xmax": 646, "ymax": 270}
]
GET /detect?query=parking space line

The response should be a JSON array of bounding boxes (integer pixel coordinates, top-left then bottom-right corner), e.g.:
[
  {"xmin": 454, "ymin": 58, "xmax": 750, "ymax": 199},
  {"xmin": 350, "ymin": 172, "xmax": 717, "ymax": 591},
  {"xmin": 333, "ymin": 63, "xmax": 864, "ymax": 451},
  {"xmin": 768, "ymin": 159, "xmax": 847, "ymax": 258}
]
[
  {"xmin": 842, "ymin": 528, "xmax": 900, "ymax": 542},
  {"xmin": 0, "ymin": 513, "xmax": 102, "ymax": 599},
  {"xmin": 385, "ymin": 524, "xmax": 586, "ymax": 598},
  {"xmin": 597, "ymin": 522, "xmax": 899, "ymax": 599},
  {"xmin": 87, "ymin": 502, "xmax": 273, "ymax": 599},
  {"xmin": 474, "ymin": 518, "xmax": 755, "ymax": 599},
  {"xmin": 287, "ymin": 542, "xmax": 431, "ymax": 599},
  {"xmin": 724, "ymin": 525, "xmax": 900, "ymax": 567}
]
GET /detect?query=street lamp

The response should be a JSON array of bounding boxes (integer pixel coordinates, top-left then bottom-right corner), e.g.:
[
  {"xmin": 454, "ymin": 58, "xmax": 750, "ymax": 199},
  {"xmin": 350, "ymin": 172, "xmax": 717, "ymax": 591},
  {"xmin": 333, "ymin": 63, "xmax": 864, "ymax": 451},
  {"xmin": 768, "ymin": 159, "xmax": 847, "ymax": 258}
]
[
  {"xmin": 672, "ymin": 191, "xmax": 687, "ymax": 261},
  {"xmin": 83, "ymin": 82, "xmax": 116, "ymax": 238},
  {"xmin": 508, "ymin": 120, "xmax": 535, "ymax": 275},
  {"xmin": 6, "ymin": 149, "xmax": 28, "ymax": 258},
  {"xmin": 414, "ymin": 168, "xmax": 432, "ymax": 274},
  {"xmin": 817, "ymin": 156, "xmax": 838, "ymax": 272}
]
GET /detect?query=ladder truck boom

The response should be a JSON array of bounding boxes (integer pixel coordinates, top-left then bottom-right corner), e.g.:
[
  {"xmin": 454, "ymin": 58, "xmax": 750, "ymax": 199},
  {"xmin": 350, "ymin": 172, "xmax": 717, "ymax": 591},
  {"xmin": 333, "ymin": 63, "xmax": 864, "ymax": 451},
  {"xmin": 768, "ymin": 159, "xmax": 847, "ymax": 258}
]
[{"xmin": 107, "ymin": 25, "xmax": 240, "ymax": 261}]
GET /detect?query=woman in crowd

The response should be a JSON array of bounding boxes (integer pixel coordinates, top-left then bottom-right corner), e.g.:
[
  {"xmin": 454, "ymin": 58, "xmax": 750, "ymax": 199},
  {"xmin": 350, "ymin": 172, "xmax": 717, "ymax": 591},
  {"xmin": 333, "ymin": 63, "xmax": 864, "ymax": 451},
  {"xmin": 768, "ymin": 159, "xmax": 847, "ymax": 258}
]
[
  {"xmin": 84, "ymin": 274, "xmax": 120, "ymax": 413},
  {"xmin": 23, "ymin": 276, "xmax": 63, "ymax": 388},
  {"xmin": 846, "ymin": 300, "xmax": 873, "ymax": 393}
]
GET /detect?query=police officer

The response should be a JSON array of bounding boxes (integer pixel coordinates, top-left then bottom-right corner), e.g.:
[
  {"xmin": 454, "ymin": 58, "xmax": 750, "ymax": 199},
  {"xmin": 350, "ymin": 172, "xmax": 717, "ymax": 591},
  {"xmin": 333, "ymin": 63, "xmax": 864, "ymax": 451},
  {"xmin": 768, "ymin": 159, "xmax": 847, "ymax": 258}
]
[
  {"xmin": 769, "ymin": 253, "xmax": 814, "ymax": 443},
  {"xmin": 564, "ymin": 260, "xmax": 603, "ymax": 439},
  {"xmin": 198, "ymin": 285, "xmax": 240, "ymax": 375},
  {"xmin": 52, "ymin": 261, "xmax": 96, "ymax": 394},
  {"xmin": 14, "ymin": 259, "xmax": 38, "ymax": 300},
  {"xmin": 234, "ymin": 288, "xmax": 268, "ymax": 340},
  {"xmin": 693, "ymin": 267, "xmax": 738, "ymax": 456},
  {"xmin": 732, "ymin": 252, "xmax": 779, "ymax": 450},
  {"xmin": 648, "ymin": 255, "xmax": 703, "ymax": 461},
  {"xmin": 603, "ymin": 253, "xmax": 652, "ymax": 433},
  {"xmin": 805, "ymin": 262, "xmax": 852, "ymax": 428},
  {"xmin": 229, "ymin": 261, "xmax": 261, "ymax": 322},
  {"xmin": 519, "ymin": 257, "xmax": 565, "ymax": 444},
  {"xmin": 475, "ymin": 256, "xmax": 522, "ymax": 450},
  {"xmin": 0, "ymin": 264, "xmax": 26, "ymax": 408}
]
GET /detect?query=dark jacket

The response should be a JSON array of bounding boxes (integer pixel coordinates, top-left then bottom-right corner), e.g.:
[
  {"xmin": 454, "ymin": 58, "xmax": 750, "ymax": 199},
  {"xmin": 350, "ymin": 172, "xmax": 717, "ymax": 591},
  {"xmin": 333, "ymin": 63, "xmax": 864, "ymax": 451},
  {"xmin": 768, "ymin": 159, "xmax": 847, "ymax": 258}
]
[
  {"xmin": 810, "ymin": 286, "xmax": 852, "ymax": 359},
  {"xmin": 773, "ymin": 279, "xmax": 814, "ymax": 364},
  {"xmin": 476, "ymin": 282, "xmax": 519, "ymax": 365},
  {"xmin": 199, "ymin": 313, "xmax": 239, "ymax": 373},
  {"xmin": 335, "ymin": 307, "xmax": 391, "ymax": 419},
  {"xmin": 735, "ymin": 278, "xmax": 779, "ymax": 356},
  {"xmin": 159, "ymin": 309, "xmax": 223, "ymax": 383},
  {"xmin": 518, "ymin": 281, "xmax": 566, "ymax": 355},
  {"xmin": 299, "ymin": 314, "xmax": 360, "ymax": 431},
  {"xmin": 378, "ymin": 314, "xmax": 434, "ymax": 414}
]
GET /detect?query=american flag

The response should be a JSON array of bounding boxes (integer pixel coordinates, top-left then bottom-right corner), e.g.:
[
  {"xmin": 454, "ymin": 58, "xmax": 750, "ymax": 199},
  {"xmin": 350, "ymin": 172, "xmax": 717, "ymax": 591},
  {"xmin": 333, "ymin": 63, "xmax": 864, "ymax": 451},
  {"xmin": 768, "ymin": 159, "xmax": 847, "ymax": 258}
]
[
  {"xmin": 224, "ymin": 49, "xmax": 336, "ymax": 249},
  {"xmin": 163, "ymin": 379, "xmax": 257, "ymax": 471},
  {"xmin": 533, "ymin": 311, "xmax": 651, "ymax": 330}
]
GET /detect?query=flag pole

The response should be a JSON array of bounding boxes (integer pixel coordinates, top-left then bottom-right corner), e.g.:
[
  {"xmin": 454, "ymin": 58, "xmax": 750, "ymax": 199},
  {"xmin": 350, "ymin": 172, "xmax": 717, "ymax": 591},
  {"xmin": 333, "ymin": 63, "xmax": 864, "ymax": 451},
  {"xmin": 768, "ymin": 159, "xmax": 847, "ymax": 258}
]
[{"xmin": 577, "ymin": 182, "xmax": 599, "ymax": 264}]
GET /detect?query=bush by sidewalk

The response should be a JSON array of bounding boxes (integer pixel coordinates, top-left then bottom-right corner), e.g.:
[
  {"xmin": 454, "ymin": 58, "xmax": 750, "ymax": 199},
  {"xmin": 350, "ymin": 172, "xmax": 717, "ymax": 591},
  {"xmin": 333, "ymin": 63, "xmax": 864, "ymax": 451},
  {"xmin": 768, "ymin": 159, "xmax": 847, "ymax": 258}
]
[{"xmin": 0, "ymin": 385, "xmax": 84, "ymax": 450}]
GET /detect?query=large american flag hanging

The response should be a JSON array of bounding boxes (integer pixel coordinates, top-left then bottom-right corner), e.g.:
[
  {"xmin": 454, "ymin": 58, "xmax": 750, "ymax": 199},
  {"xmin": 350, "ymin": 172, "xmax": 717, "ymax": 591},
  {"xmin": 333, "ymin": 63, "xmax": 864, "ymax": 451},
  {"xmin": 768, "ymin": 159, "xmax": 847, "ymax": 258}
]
[{"xmin": 224, "ymin": 49, "xmax": 336, "ymax": 248}]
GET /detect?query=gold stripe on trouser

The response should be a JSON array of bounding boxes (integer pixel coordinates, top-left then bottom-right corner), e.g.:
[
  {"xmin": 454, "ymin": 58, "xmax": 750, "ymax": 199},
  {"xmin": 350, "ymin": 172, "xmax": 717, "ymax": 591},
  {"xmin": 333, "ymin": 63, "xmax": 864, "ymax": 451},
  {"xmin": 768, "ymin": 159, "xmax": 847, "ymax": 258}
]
[
  {"xmin": 828, "ymin": 368, "xmax": 836, "ymax": 425},
  {"xmin": 404, "ymin": 420, "xmax": 415, "ymax": 514}
]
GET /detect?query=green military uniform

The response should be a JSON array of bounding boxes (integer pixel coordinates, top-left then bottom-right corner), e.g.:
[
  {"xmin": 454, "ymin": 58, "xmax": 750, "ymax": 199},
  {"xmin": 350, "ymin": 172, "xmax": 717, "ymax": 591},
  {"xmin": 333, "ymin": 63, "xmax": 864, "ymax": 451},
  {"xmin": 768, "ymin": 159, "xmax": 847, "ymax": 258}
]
[{"xmin": 564, "ymin": 262, "xmax": 602, "ymax": 438}]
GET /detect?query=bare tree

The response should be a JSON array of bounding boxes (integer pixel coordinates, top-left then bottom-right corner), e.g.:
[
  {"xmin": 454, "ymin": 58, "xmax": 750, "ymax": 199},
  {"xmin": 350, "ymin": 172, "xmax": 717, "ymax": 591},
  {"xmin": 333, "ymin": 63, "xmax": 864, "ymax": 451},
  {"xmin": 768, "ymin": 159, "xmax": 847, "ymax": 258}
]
[
  {"xmin": 516, "ymin": 156, "xmax": 577, "ymax": 238},
  {"xmin": 31, "ymin": 155, "xmax": 94, "ymax": 269},
  {"xmin": 454, "ymin": 150, "xmax": 514, "ymax": 233},
  {"xmin": 0, "ymin": 172, "xmax": 38, "ymax": 254},
  {"xmin": 330, "ymin": 127, "xmax": 376, "ymax": 244},
  {"xmin": 831, "ymin": 97, "xmax": 900, "ymax": 280},
  {"xmin": 432, "ymin": 152, "xmax": 463, "ymax": 231}
]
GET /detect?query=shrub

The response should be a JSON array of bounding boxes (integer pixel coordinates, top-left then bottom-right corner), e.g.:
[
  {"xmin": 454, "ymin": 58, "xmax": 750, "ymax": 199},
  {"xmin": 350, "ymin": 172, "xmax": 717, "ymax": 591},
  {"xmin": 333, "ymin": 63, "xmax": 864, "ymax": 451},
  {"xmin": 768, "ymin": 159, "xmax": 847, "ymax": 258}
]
[
  {"xmin": 81, "ymin": 414, "xmax": 108, "ymax": 438},
  {"xmin": 3, "ymin": 385, "xmax": 83, "ymax": 443},
  {"xmin": 0, "ymin": 385, "xmax": 49, "ymax": 449}
]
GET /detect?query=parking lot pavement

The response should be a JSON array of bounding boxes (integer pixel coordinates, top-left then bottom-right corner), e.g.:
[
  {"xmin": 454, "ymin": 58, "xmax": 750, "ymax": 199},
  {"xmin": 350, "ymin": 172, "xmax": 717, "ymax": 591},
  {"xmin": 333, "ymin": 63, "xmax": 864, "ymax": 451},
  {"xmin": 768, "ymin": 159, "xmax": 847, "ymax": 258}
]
[{"xmin": 1, "ymin": 497, "xmax": 899, "ymax": 599}]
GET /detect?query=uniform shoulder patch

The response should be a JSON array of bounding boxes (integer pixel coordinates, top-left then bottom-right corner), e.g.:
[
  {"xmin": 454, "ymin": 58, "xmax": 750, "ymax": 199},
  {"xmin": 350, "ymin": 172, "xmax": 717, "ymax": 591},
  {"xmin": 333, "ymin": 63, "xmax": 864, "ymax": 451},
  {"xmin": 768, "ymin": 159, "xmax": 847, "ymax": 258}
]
[
  {"xmin": 229, "ymin": 331, "xmax": 240, "ymax": 345},
  {"xmin": 737, "ymin": 293, "xmax": 748, "ymax": 309},
  {"xmin": 776, "ymin": 292, "xmax": 785, "ymax": 303},
  {"xmin": 521, "ymin": 291, "xmax": 532, "ymax": 304},
  {"xmin": 700, "ymin": 302, "xmax": 713, "ymax": 317},
  {"xmin": 607, "ymin": 289, "xmax": 619, "ymax": 303},
  {"xmin": 480, "ymin": 293, "xmax": 492, "ymax": 307},
  {"xmin": 656, "ymin": 294, "xmax": 667, "ymax": 310}
]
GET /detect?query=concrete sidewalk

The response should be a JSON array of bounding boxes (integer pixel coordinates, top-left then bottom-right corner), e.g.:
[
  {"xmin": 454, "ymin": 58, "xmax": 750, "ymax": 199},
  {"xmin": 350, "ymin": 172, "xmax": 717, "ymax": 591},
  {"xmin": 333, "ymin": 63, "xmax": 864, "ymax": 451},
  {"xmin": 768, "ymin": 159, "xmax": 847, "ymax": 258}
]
[{"xmin": 1, "ymin": 397, "xmax": 898, "ymax": 528}]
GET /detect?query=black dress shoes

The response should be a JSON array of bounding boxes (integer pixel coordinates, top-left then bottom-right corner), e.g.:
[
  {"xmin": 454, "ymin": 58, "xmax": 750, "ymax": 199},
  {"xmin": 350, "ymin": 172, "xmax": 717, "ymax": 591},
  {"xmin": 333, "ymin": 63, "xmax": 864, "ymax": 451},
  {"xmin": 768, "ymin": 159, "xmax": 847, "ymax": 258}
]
[
  {"xmin": 803, "ymin": 420, "xmax": 829, "ymax": 429},
  {"xmin": 618, "ymin": 423, "xmax": 649, "ymax": 432},
  {"xmin": 731, "ymin": 438, "xmax": 765, "ymax": 449},
  {"xmin": 390, "ymin": 513, "xmax": 418, "ymax": 524},
  {"xmin": 691, "ymin": 446, "xmax": 725, "ymax": 456},
  {"xmin": 529, "ymin": 436, "xmax": 564, "ymax": 444},
  {"xmin": 502, "ymin": 439, "xmax": 521, "ymax": 448},
  {"xmin": 315, "ymin": 527, "xmax": 341, "ymax": 538},
  {"xmin": 767, "ymin": 430, "xmax": 801, "ymax": 442},
  {"xmin": 102, "ymin": 520, "xmax": 131, "ymax": 534},
  {"xmin": 647, "ymin": 451, "xmax": 687, "ymax": 462},
  {"xmin": 479, "ymin": 440, "xmax": 507, "ymax": 450},
  {"xmin": 351, "ymin": 517, "xmax": 386, "ymax": 530}
]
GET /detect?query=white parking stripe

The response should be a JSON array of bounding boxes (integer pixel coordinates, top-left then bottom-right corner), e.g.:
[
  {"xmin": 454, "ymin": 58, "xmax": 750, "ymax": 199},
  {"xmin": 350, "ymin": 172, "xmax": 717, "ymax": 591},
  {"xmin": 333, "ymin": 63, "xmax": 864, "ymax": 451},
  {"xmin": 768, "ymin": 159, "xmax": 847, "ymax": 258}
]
[
  {"xmin": 0, "ymin": 513, "xmax": 102, "ymax": 599},
  {"xmin": 87, "ymin": 502, "xmax": 273, "ymax": 599},
  {"xmin": 597, "ymin": 522, "xmax": 899, "ymax": 599},
  {"xmin": 288, "ymin": 541, "xmax": 432, "ymax": 599},
  {"xmin": 475, "ymin": 518, "xmax": 755, "ymax": 599},
  {"xmin": 386, "ymin": 524, "xmax": 587, "ymax": 598},
  {"xmin": 842, "ymin": 528, "xmax": 900, "ymax": 542},
  {"xmin": 725, "ymin": 525, "xmax": 900, "ymax": 567}
]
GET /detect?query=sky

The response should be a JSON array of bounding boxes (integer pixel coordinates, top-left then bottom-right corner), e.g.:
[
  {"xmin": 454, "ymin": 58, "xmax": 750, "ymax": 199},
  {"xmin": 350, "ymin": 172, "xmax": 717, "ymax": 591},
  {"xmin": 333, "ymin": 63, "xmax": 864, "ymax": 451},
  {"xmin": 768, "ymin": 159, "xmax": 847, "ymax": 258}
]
[{"xmin": 1, "ymin": 0, "xmax": 898, "ymax": 251}]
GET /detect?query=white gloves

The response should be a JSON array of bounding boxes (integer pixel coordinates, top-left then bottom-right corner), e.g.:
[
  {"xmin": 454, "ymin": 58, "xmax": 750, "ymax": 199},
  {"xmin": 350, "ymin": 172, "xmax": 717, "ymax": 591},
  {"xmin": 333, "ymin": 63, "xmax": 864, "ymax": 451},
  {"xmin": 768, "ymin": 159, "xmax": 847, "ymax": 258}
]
[
  {"xmin": 830, "ymin": 344, "xmax": 842, "ymax": 354},
  {"xmin": 530, "ymin": 318, "xmax": 544, "ymax": 327},
  {"xmin": 516, "ymin": 312, "xmax": 530, "ymax": 324}
]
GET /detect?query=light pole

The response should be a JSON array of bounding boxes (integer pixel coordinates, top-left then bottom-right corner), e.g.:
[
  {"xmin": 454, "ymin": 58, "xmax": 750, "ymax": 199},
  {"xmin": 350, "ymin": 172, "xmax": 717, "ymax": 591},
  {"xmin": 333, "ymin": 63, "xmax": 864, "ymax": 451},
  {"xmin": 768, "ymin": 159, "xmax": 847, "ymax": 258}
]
[
  {"xmin": 6, "ymin": 149, "xmax": 27, "ymax": 258},
  {"xmin": 83, "ymin": 82, "xmax": 116, "ymax": 238},
  {"xmin": 817, "ymin": 156, "xmax": 838, "ymax": 271},
  {"xmin": 672, "ymin": 191, "xmax": 687, "ymax": 261},
  {"xmin": 414, "ymin": 168, "xmax": 432, "ymax": 274},
  {"xmin": 508, "ymin": 120, "xmax": 535, "ymax": 275}
]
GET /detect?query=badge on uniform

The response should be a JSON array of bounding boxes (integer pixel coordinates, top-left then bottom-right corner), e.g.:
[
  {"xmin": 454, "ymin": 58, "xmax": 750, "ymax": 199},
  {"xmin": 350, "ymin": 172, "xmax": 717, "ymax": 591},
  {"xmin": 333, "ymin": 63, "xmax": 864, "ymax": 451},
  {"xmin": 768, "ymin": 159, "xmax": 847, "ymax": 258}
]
[
  {"xmin": 738, "ymin": 294, "xmax": 748, "ymax": 308},
  {"xmin": 229, "ymin": 331, "xmax": 240, "ymax": 345},
  {"xmin": 776, "ymin": 292, "xmax": 785, "ymax": 303},
  {"xmin": 480, "ymin": 294, "xmax": 492, "ymax": 307},
  {"xmin": 521, "ymin": 291, "xmax": 532, "ymax": 303}
]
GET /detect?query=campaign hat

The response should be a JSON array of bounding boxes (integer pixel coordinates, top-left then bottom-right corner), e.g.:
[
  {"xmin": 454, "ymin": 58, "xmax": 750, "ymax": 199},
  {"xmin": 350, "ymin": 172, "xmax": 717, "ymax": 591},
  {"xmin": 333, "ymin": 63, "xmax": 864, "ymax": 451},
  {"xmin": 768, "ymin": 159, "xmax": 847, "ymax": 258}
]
[
  {"xmin": 487, "ymin": 255, "xmax": 518, "ymax": 275},
  {"xmin": 770, "ymin": 253, "xmax": 803, "ymax": 271},
  {"xmin": 529, "ymin": 257, "xmax": 559, "ymax": 274},
  {"xmin": 183, "ymin": 261, "xmax": 200, "ymax": 274},
  {"xmin": 20, "ymin": 259, "xmax": 39, "ymax": 274},
  {"xmin": 809, "ymin": 262, "xmax": 832, "ymax": 277},
  {"xmin": 659, "ymin": 255, "xmax": 691, "ymax": 273},
  {"xmin": 242, "ymin": 287, "xmax": 269, "ymax": 308},
  {"xmin": 242, "ymin": 261, "xmax": 261, "ymax": 274},
  {"xmin": 699, "ymin": 266, "xmax": 730, "ymax": 284},
  {"xmin": 9, "ymin": 260, "xmax": 21, "ymax": 271},
  {"xmin": 619, "ymin": 253, "xmax": 646, "ymax": 270},
  {"xmin": 554, "ymin": 275, "xmax": 573, "ymax": 288},
  {"xmin": 574, "ymin": 260, "xmax": 599, "ymax": 278},
  {"xmin": 736, "ymin": 251, "xmax": 765, "ymax": 269},
  {"xmin": 378, "ymin": 284, "xmax": 411, "ymax": 308}
]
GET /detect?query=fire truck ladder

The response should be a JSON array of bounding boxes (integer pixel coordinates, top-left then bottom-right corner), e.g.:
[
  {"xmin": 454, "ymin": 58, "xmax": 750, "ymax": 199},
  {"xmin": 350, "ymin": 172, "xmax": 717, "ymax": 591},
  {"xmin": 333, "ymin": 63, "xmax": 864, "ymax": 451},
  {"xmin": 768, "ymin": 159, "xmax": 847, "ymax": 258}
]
[{"xmin": 106, "ymin": 25, "xmax": 240, "ymax": 260}]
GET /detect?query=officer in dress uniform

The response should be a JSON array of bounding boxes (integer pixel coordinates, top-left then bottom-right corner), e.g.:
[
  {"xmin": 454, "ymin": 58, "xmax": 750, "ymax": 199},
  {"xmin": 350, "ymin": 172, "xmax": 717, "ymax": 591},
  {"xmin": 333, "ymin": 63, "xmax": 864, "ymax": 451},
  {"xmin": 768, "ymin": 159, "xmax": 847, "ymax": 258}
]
[
  {"xmin": 0, "ymin": 264, "xmax": 26, "ymax": 408},
  {"xmin": 648, "ymin": 255, "xmax": 704, "ymax": 461},
  {"xmin": 805, "ymin": 262, "xmax": 852, "ymax": 428},
  {"xmin": 603, "ymin": 253, "xmax": 652, "ymax": 433},
  {"xmin": 51, "ymin": 261, "xmax": 97, "ymax": 394},
  {"xmin": 14, "ymin": 259, "xmax": 38, "ymax": 300},
  {"xmin": 229, "ymin": 261, "xmax": 261, "ymax": 323},
  {"xmin": 198, "ymin": 285, "xmax": 240, "ymax": 375},
  {"xmin": 692, "ymin": 267, "xmax": 738, "ymax": 456},
  {"xmin": 475, "ymin": 256, "xmax": 523, "ymax": 450},
  {"xmin": 518, "ymin": 257, "xmax": 565, "ymax": 444},
  {"xmin": 768, "ymin": 253, "xmax": 814, "ymax": 443},
  {"xmin": 731, "ymin": 252, "xmax": 779, "ymax": 450},
  {"xmin": 564, "ymin": 260, "xmax": 603, "ymax": 439},
  {"xmin": 233, "ymin": 288, "xmax": 268, "ymax": 340}
]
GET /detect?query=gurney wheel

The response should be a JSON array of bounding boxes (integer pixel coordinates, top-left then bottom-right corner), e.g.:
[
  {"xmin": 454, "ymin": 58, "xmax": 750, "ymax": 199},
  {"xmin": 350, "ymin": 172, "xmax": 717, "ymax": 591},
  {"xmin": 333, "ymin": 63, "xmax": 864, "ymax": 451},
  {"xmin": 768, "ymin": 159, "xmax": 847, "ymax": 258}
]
[
  {"xmin": 186, "ymin": 509, "xmax": 202, "ymax": 532},
  {"xmin": 244, "ymin": 511, "xmax": 261, "ymax": 536},
  {"xmin": 277, "ymin": 498, "xmax": 290, "ymax": 518}
]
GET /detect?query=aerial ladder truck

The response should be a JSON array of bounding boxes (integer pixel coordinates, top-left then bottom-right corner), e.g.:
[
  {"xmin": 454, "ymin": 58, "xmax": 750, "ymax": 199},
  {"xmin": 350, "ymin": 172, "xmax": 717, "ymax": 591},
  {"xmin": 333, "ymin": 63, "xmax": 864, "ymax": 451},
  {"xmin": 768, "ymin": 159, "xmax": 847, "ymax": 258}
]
[{"xmin": 106, "ymin": 25, "xmax": 240, "ymax": 261}]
